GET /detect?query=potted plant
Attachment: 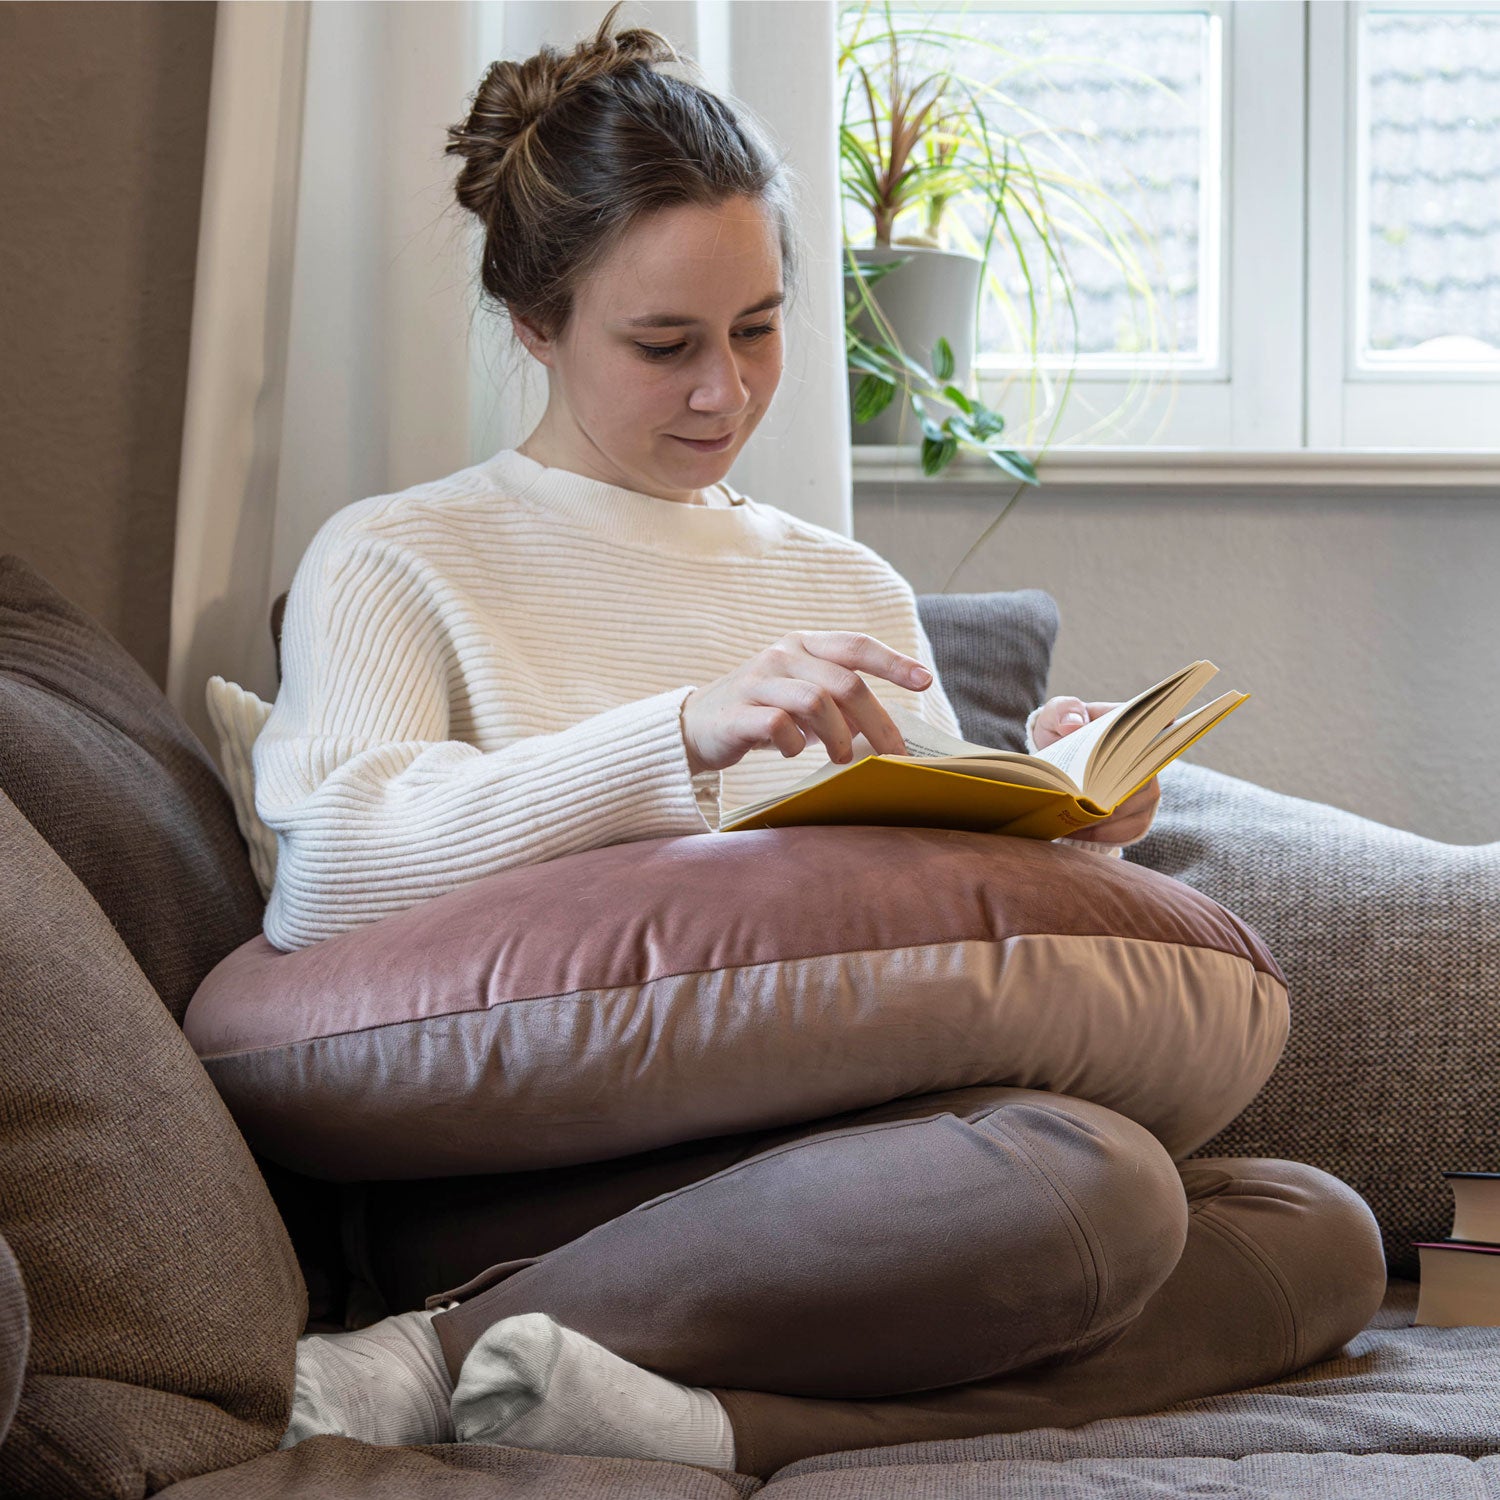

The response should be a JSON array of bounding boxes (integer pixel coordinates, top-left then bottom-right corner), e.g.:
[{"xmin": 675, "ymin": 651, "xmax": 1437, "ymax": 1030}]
[
  {"xmin": 840, "ymin": 23, "xmax": 985, "ymax": 454},
  {"xmin": 840, "ymin": 0, "xmax": 1176, "ymax": 503}
]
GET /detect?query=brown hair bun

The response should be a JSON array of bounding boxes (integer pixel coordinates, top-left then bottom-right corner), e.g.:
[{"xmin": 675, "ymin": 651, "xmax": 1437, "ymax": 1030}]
[
  {"xmin": 448, "ymin": 17, "xmax": 678, "ymax": 220},
  {"xmin": 446, "ymin": 1, "xmax": 795, "ymax": 337}
]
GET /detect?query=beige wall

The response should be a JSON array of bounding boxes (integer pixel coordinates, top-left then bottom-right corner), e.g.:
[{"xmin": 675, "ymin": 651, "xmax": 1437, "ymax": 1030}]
[
  {"xmin": 0, "ymin": 1, "xmax": 216, "ymax": 686},
  {"xmin": 856, "ymin": 480, "xmax": 1500, "ymax": 847}
]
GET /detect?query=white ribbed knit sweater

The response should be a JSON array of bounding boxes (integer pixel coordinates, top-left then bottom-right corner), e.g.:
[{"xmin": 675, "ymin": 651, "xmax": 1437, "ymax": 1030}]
[{"xmin": 255, "ymin": 449, "xmax": 979, "ymax": 951}]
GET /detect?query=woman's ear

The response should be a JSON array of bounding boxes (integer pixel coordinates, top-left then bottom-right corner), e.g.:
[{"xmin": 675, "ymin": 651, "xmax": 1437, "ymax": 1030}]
[{"xmin": 510, "ymin": 309, "xmax": 554, "ymax": 366}]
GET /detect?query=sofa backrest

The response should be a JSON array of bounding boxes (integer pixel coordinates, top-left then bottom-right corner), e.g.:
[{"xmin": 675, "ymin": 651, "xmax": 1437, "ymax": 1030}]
[{"xmin": 0, "ymin": 555, "xmax": 264, "ymax": 1023}]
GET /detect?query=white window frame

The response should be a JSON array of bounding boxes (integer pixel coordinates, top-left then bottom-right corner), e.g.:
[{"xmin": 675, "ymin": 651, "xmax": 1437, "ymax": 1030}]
[
  {"xmin": 854, "ymin": 0, "xmax": 1500, "ymax": 484},
  {"xmin": 1310, "ymin": 0, "xmax": 1500, "ymax": 449}
]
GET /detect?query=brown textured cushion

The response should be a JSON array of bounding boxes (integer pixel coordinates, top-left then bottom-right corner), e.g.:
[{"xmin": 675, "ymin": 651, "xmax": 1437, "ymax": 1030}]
[
  {"xmin": 185, "ymin": 825, "xmax": 1288, "ymax": 1183},
  {"xmin": 0, "ymin": 554, "xmax": 264, "ymax": 1023},
  {"xmin": 0, "ymin": 1232, "xmax": 26, "ymax": 1452},
  {"xmin": 0, "ymin": 790, "xmax": 305, "ymax": 1499},
  {"xmin": 915, "ymin": 590, "xmax": 1058, "ymax": 753}
]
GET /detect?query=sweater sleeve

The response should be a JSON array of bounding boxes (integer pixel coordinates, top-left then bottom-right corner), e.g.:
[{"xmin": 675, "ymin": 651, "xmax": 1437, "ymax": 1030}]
[{"xmin": 254, "ymin": 529, "xmax": 714, "ymax": 951}]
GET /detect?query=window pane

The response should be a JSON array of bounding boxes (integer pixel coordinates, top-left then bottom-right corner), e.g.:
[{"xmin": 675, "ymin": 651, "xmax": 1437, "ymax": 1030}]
[
  {"xmin": 1359, "ymin": 6, "xmax": 1500, "ymax": 364},
  {"xmin": 840, "ymin": 5, "xmax": 1217, "ymax": 367}
]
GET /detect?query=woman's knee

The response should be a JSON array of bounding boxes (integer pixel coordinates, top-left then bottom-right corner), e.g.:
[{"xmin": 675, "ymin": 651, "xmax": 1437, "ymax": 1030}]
[
  {"xmin": 679, "ymin": 1085, "xmax": 1192, "ymax": 1391},
  {"xmin": 955, "ymin": 1089, "xmax": 1190, "ymax": 1348},
  {"xmin": 1184, "ymin": 1156, "xmax": 1387, "ymax": 1368}
]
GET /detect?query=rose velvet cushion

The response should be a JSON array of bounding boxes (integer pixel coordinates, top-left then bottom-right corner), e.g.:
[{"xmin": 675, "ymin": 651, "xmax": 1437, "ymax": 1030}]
[{"xmin": 184, "ymin": 824, "xmax": 1288, "ymax": 1183}]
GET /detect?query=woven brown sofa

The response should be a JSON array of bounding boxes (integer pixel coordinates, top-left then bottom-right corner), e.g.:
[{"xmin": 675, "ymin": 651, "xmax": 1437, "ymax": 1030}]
[{"xmin": 3, "ymin": 552, "xmax": 1499, "ymax": 1500}]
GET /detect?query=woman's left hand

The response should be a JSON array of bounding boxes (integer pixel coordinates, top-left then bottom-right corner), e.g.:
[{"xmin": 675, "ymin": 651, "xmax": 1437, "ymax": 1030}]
[{"xmin": 1030, "ymin": 696, "xmax": 1161, "ymax": 845}]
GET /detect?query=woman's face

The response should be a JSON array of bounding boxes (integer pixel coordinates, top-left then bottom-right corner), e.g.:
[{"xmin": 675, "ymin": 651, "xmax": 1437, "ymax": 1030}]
[{"xmin": 514, "ymin": 195, "xmax": 785, "ymax": 503}]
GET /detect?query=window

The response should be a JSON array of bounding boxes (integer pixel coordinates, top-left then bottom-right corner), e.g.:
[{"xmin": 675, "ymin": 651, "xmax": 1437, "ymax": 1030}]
[
  {"xmin": 1312, "ymin": 1, "xmax": 1500, "ymax": 448},
  {"xmin": 843, "ymin": 0, "xmax": 1500, "ymax": 451}
]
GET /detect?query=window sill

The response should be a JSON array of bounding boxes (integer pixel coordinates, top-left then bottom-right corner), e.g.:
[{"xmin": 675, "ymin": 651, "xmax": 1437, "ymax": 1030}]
[{"xmin": 851, "ymin": 445, "xmax": 1500, "ymax": 490}]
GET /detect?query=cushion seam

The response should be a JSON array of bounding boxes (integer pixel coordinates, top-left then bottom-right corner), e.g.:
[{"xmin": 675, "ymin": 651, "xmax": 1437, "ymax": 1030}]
[{"xmin": 191, "ymin": 937, "xmax": 1271, "ymax": 1060}]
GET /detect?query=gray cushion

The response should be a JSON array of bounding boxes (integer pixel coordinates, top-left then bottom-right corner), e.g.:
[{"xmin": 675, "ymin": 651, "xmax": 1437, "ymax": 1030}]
[
  {"xmin": 0, "ymin": 554, "xmax": 264, "ymax": 1023},
  {"xmin": 1123, "ymin": 760, "xmax": 1500, "ymax": 1277},
  {"xmin": 915, "ymin": 590, "xmax": 1058, "ymax": 752},
  {"xmin": 768, "ymin": 1280, "xmax": 1500, "ymax": 1483},
  {"xmin": 760, "ymin": 1454, "xmax": 1500, "ymax": 1498},
  {"xmin": 0, "ymin": 789, "xmax": 304, "ymax": 1497},
  {"xmin": 0, "ymin": 559, "xmax": 342, "ymax": 1323}
]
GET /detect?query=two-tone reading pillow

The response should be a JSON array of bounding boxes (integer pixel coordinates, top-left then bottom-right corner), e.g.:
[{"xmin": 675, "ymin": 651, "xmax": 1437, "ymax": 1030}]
[{"xmin": 184, "ymin": 824, "xmax": 1288, "ymax": 1180}]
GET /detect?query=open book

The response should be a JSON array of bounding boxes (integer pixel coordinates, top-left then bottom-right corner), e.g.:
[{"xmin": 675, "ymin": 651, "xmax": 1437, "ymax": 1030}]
[{"xmin": 719, "ymin": 660, "xmax": 1248, "ymax": 839}]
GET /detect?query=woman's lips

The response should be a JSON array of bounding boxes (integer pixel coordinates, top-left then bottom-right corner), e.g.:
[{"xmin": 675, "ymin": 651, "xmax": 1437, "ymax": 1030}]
[{"xmin": 672, "ymin": 432, "xmax": 735, "ymax": 453}]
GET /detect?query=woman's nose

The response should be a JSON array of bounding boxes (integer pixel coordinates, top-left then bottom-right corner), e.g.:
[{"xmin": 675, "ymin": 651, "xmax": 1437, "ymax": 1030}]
[{"xmin": 688, "ymin": 341, "xmax": 751, "ymax": 414}]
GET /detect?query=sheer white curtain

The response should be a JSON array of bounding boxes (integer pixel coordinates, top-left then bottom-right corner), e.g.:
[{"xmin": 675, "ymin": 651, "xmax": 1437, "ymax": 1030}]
[{"xmin": 168, "ymin": 0, "xmax": 848, "ymax": 745}]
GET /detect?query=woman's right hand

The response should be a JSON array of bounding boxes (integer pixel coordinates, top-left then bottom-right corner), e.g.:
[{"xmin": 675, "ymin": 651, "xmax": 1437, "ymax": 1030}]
[{"xmin": 680, "ymin": 630, "xmax": 933, "ymax": 775}]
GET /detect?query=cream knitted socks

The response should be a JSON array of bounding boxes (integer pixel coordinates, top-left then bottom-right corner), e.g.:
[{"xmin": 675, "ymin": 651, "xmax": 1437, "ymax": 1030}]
[
  {"xmin": 451, "ymin": 1311, "xmax": 737, "ymax": 1470},
  {"xmin": 281, "ymin": 1307, "xmax": 737, "ymax": 1471},
  {"xmin": 281, "ymin": 1308, "xmax": 455, "ymax": 1448}
]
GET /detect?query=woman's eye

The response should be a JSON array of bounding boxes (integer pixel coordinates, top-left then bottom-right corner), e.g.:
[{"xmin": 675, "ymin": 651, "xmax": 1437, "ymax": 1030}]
[{"xmin": 634, "ymin": 324, "xmax": 778, "ymax": 362}]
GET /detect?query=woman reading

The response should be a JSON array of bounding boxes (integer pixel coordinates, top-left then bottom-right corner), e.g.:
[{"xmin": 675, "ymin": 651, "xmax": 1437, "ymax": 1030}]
[{"xmin": 263, "ymin": 9, "xmax": 1384, "ymax": 1478}]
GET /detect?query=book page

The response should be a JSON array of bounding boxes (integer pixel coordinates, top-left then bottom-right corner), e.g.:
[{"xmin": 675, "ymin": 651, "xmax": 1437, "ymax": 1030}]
[
  {"xmin": 916, "ymin": 757, "xmax": 1078, "ymax": 793},
  {"xmin": 883, "ymin": 704, "xmax": 1000, "ymax": 759},
  {"xmin": 1093, "ymin": 692, "xmax": 1247, "ymax": 807},
  {"xmin": 882, "ymin": 705, "xmax": 1078, "ymax": 791},
  {"xmin": 1030, "ymin": 701, "xmax": 1127, "ymax": 784},
  {"xmin": 1029, "ymin": 661, "xmax": 1222, "ymax": 800},
  {"xmin": 1086, "ymin": 662, "xmax": 1221, "ymax": 792}
]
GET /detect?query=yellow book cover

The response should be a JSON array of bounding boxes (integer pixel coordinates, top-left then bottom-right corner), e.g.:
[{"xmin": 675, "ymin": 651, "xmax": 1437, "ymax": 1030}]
[{"xmin": 720, "ymin": 660, "xmax": 1247, "ymax": 837}]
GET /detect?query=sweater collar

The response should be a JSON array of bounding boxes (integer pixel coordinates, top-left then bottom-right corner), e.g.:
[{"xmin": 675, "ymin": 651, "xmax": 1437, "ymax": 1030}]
[{"xmin": 481, "ymin": 449, "xmax": 793, "ymax": 557}]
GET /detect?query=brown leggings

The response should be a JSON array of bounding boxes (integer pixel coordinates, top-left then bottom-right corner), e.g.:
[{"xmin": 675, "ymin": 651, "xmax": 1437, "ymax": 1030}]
[{"xmin": 425, "ymin": 1086, "xmax": 1387, "ymax": 1480}]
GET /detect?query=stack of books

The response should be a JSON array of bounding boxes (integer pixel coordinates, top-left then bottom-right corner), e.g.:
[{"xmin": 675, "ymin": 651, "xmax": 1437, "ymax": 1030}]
[{"xmin": 1414, "ymin": 1172, "xmax": 1500, "ymax": 1326}]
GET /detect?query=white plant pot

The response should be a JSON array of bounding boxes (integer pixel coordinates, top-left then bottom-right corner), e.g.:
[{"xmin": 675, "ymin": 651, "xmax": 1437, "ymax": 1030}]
[{"xmin": 847, "ymin": 244, "xmax": 984, "ymax": 447}]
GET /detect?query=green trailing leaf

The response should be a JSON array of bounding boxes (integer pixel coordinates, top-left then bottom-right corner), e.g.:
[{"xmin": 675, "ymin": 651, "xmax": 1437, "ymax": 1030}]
[
  {"xmin": 972, "ymin": 406, "xmax": 1007, "ymax": 439},
  {"xmin": 919, "ymin": 415, "xmax": 946, "ymax": 444},
  {"xmin": 932, "ymin": 337, "xmax": 955, "ymax": 380},
  {"xmin": 920, "ymin": 433, "xmax": 960, "ymax": 476},
  {"xmin": 846, "ymin": 343, "xmax": 894, "ymax": 378},
  {"xmin": 853, "ymin": 374, "xmax": 897, "ymax": 424},
  {"xmin": 984, "ymin": 447, "xmax": 1041, "ymax": 485},
  {"xmin": 870, "ymin": 340, "xmax": 932, "ymax": 383},
  {"xmin": 942, "ymin": 384, "xmax": 973, "ymax": 414}
]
